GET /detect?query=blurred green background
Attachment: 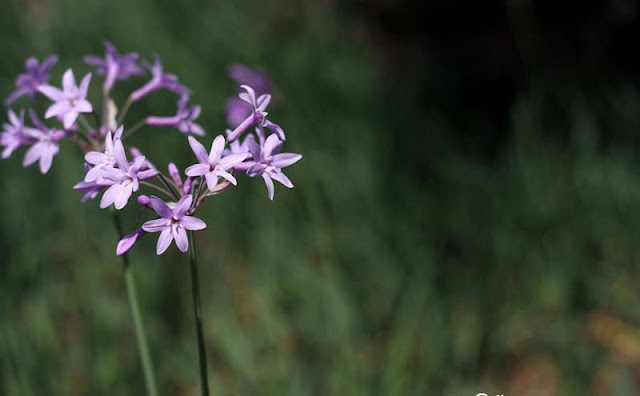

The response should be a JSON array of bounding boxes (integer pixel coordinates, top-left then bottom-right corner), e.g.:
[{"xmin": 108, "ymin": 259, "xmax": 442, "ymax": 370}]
[{"xmin": 2, "ymin": 0, "xmax": 640, "ymax": 394}]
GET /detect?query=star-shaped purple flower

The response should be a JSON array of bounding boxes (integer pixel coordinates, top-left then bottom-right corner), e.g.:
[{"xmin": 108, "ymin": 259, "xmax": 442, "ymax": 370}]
[
  {"xmin": 85, "ymin": 41, "xmax": 144, "ymax": 91},
  {"xmin": 5, "ymin": 55, "xmax": 58, "ymax": 106},
  {"xmin": 99, "ymin": 139, "xmax": 158, "ymax": 210},
  {"xmin": 83, "ymin": 125, "xmax": 124, "ymax": 182},
  {"xmin": 227, "ymin": 85, "xmax": 285, "ymax": 142},
  {"xmin": 225, "ymin": 64, "xmax": 271, "ymax": 128},
  {"xmin": 246, "ymin": 134, "xmax": 302, "ymax": 200},
  {"xmin": 130, "ymin": 55, "xmax": 190, "ymax": 102},
  {"xmin": 146, "ymin": 97, "xmax": 205, "ymax": 136},
  {"xmin": 21, "ymin": 110, "xmax": 66, "ymax": 174},
  {"xmin": 185, "ymin": 135, "xmax": 248, "ymax": 190},
  {"xmin": 1, "ymin": 109, "xmax": 30, "ymax": 159},
  {"xmin": 142, "ymin": 195, "xmax": 207, "ymax": 254},
  {"xmin": 38, "ymin": 69, "xmax": 93, "ymax": 129}
]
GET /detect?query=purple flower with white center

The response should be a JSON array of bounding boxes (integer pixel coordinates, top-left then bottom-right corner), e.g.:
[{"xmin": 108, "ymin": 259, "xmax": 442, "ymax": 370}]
[
  {"xmin": 38, "ymin": 69, "xmax": 93, "ymax": 129},
  {"xmin": 185, "ymin": 135, "xmax": 248, "ymax": 190},
  {"xmin": 84, "ymin": 125, "xmax": 124, "ymax": 182},
  {"xmin": 99, "ymin": 139, "xmax": 158, "ymax": 209},
  {"xmin": 84, "ymin": 41, "xmax": 144, "ymax": 92},
  {"xmin": 246, "ymin": 134, "xmax": 302, "ymax": 200},
  {"xmin": 227, "ymin": 85, "xmax": 285, "ymax": 142},
  {"xmin": 5, "ymin": 55, "xmax": 58, "ymax": 106},
  {"xmin": 1, "ymin": 109, "xmax": 30, "ymax": 159},
  {"xmin": 130, "ymin": 55, "xmax": 190, "ymax": 102},
  {"xmin": 225, "ymin": 64, "xmax": 271, "ymax": 127},
  {"xmin": 146, "ymin": 97, "xmax": 205, "ymax": 136},
  {"xmin": 22, "ymin": 110, "xmax": 66, "ymax": 174},
  {"xmin": 142, "ymin": 195, "xmax": 207, "ymax": 254}
]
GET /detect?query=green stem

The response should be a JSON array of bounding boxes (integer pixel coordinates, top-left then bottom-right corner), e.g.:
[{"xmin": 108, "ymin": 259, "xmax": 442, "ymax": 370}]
[
  {"xmin": 123, "ymin": 118, "xmax": 147, "ymax": 140},
  {"xmin": 188, "ymin": 231, "xmax": 210, "ymax": 396},
  {"xmin": 117, "ymin": 96, "xmax": 133, "ymax": 126},
  {"xmin": 112, "ymin": 212, "xmax": 159, "ymax": 396}
]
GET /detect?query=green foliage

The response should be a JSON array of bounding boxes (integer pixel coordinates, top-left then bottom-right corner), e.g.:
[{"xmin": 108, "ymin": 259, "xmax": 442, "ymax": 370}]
[{"xmin": 2, "ymin": 0, "xmax": 640, "ymax": 395}]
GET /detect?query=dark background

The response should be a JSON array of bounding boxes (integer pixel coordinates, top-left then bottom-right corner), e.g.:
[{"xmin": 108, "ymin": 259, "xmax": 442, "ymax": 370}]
[{"xmin": 2, "ymin": 0, "xmax": 640, "ymax": 394}]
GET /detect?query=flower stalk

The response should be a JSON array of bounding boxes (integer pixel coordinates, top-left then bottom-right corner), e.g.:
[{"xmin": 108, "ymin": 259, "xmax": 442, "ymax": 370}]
[
  {"xmin": 188, "ymin": 230, "xmax": 210, "ymax": 396},
  {"xmin": 113, "ymin": 211, "xmax": 159, "ymax": 396}
]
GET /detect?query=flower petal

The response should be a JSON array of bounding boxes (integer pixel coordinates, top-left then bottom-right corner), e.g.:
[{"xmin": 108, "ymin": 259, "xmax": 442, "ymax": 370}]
[
  {"xmin": 39, "ymin": 144, "xmax": 56, "ymax": 174},
  {"xmin": 173, "ymin": 194, "xmax": 193, "ymax": 218},
  {"xmin": 219, "ymin": 152, "xmax": 248, "ymax": 169},
  {"xmin": 262, "ymin": 173, "xmax": 275, "ymax": 200},
  {"xmin": 63, "ymin": 110, "xmax": 79, "ymax": 129},
  {"xmin": 148, "ymin": 195, "xmax": 173, "ymax": 218},
  {"xmin": 142, "ymin": 218, "xmax": 170, "ymax": 232},
  {"xmin": 268, "ymin": 169, "xmax": 293, "ymax": 188},
  {"xmin": 173, "ymin": 226, "xmax": 189, "ymax": 252},
  {"xmin": 270, "ymin": 153, "xmax": 302, "ymax": 168},
  {"xmin": 75, "ymin": 99, "xmax": 93, "ymax": 113},
  {"xmin": 23, "ymin": 143, "xmax": 42, "ymax": 167},
  {"xmin": 113, "ymin": 139, "xmax": 129, "ymax": 170},
  {"xmin": 188, "ymin": 136, "xmax": 209, "ymax": 164},
  {"xmin": 45, "ymin": 101, "xmax": 71, "ymax": 119},
  {"xmin": 85, "ymin": 151, "xmax": 107, "ymax": 165},
  {"xmin": 180, "ymin": 216, "xmax": 207, "ymax": 230},
  {"xmin": 185, "ymin": 163, "xmax": 210, "ymax": 177},
  {"xmin": 100, "ymin": 184, "xmax": 120, "ymax": 208},
  {"xmin": 263, "ymin": 134, "xmax": 281, "ymax": 158},
  {"xmin": 114, "ymin": 182, "xmax": 133, "ymax": 209},
  {"xmin": 205, "ymin": 172, "xmax": 218, "ymax": 190},
  {"xmin": 79, "ymin": 73, "xmax": 92, "ymax": 98},
  {"xmin": 156, "ymin": 228, "xmax": 173, "ymax": 255},
  {"xmin": 38, "ymin": 85, "xmax": 65, "ymax": 101},
  {"xmin": 215, "ymin": 169, "xmax": 237, "ymax": 185},
  {"xmin": 62, "ymin": 69, "xmax": 77, "ymax": 93},
  {"xmin": 209, "ymin": 135, "xmax": 225, "ymax": 164}
]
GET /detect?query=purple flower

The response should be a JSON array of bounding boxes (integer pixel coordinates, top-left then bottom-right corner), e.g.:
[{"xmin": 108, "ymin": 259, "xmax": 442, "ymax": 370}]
[
  {"xmin": 246, "ymin": 134, "xmax": 302, "ymax": 200},
  {"xmin": 146, "ymin": 97, "xmax": 205, "ymax": 136},
  {"xmin": 99, "ymin": 139, "xmax": 158, "ymax": 209},
  {"xmin": 130, "ymin": 55, "xmax": 190, "ymax": 101},
  {"xmin": 85, "ymin": 41, "xmax": 144, "ymax": 91},
  {"xmin": 1, "ymin": 109, "xmax": 30, "ymax": 159},
  {"xmin": 5, "ymin": 55, "xmax": 58, "ymax": 106},
  {"xmin": 116, "ymin": 228, "xmax": 147, "ymax": 256},
  {"xmin": 84, "ymin": 125, "xmax": 124, "ymax": 182},
  {"xmin": 227, "ymin": 85, "xmax": 285, "ymax": 142},
  {"xmin": 185, "ymin": 135, "xmax": 248, "ymax": 190},
  {"xmin": 38, "ymin": 69, "xmax": 93, "ymax": 129},
  {"xmin": 225, "ymin": 64, "xmax": 271, "ymax": 127},
  {"xmin": 142, "ymin": 195, "xmax": 206, "ymax": 254},
  {"xmin": 22, "ymin": 110, "xmax": 66, "ymax": 174}
]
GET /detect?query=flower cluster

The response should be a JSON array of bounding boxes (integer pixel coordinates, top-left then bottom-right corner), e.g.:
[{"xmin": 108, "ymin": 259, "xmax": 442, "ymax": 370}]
[{"xmin": 2, "ymin": 44, "xmax": 302, "ymax": 255}]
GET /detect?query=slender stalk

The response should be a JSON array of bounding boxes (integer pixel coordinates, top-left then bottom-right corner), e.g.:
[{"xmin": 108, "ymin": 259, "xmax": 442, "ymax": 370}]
[
  {"xmin": 123, "ymin": 118, "xmax": 147, "ymax": 140},
  {"xmin": 188, "ymin": 231, "xmax": 210, "ymax": 396},
  {"xmin": 112, "ymin": 212, "xmax": 159, "ymax": 396},
  {"xmin": 117, "ymin": 96, "xmax": 134, "ymax": 125},
  {"xmin": 140, "ymin": 180, "xmax": 174, "ymax": 198},
  {"xmin": 157, "ymin": 173, "xmax": 181, "ymax": 200}
]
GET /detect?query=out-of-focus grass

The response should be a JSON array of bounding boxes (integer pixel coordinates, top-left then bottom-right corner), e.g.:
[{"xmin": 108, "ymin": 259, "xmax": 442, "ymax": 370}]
[{"xmin": 2, "ymin": 0, "xmax": 640, "ymax": 395}]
